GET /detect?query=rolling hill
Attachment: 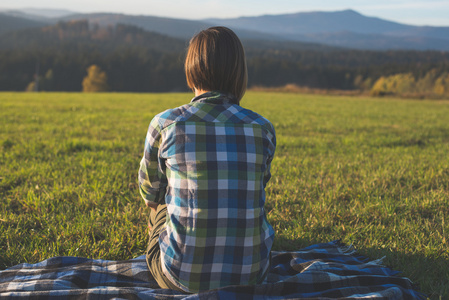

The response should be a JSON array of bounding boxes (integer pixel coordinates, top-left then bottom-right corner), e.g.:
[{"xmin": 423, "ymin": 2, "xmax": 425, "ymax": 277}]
[
  {"xmin": 1, "ymin": 8, "xmax": 449, "ymax": 51},
  {"xmin": 57, "ymin": 13, "xmax": 286, "ymax": 42},
  {"xmin": 0, "ymin": 13, "xmax": 48, "ymax": 35},
  {"xmin": 205, "ymin": 9, "xmax": 449, "ymax": 51}
]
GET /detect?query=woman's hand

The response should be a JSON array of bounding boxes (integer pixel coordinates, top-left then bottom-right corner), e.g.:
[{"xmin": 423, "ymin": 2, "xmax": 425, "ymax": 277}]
[
  {"xmin": 145, "ymin": 201, "xmax": 159, "ymax": 211},
  {"xmin": 146, "ymin": 202, "xmax": 159, "ymax": 232}
]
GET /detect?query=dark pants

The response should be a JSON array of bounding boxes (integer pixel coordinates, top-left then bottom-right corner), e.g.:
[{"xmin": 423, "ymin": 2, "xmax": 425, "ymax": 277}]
[{"xmin": 146, "ymin": 204, "xmax": 186, "ymax": 292}]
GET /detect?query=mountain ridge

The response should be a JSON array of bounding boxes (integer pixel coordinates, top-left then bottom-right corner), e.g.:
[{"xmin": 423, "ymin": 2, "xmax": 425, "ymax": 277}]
[
  {"xmin": 1, "ymin": 8, "xmax": 449, "ymax": 51},
  {"xmin": 205, "ymin": 9, "xmax": 449, "ymax": 39},
  {"xmin": 204, "ymin": 9, "xmax": 449, "ymax": 50},
  {"xmin": 0, "ymin": 13, "xmax": 49, "ymax": 34},
  {"xmin": 206, "ymin": 9, "xmax": 411, "ymax": 34}
]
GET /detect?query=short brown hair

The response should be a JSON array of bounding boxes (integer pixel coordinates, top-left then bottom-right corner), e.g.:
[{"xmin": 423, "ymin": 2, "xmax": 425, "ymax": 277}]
[{"xmin": 185, "ymin": 26, "xmax": 248, "ymax": 102}]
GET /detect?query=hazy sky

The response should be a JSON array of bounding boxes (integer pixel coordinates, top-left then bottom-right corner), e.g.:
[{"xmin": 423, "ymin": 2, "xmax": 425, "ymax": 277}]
[{"xmin": 2, "ymin": 0, "xmax": 449, "ymax": 26}]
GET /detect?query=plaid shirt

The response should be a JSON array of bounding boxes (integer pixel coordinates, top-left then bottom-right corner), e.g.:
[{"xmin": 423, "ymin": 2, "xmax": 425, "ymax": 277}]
[{"xmin": 138, "ymin": 92, "xmax": 276, "ymax": 292}]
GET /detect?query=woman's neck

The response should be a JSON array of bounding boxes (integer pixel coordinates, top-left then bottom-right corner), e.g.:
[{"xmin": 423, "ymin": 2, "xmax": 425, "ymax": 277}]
[{"xmin": 194, "ymin": 88, "xmax": 209, "ymax": 96}]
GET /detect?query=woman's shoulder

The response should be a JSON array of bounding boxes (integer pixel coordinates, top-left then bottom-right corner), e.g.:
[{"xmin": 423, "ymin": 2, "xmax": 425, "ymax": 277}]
[
  {"xmin": 236, "ymin": 106, "xmax": 275, "ymax": 133},
  {"xmin": 151, "ymin": 103, "xmax": 199, "ymax": 128}
]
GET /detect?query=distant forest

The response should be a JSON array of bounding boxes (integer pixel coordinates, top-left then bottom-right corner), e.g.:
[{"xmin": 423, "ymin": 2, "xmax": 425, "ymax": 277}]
[{"xmin": 1, "ymin": 20, "xmax": 449, "ymax": 96}]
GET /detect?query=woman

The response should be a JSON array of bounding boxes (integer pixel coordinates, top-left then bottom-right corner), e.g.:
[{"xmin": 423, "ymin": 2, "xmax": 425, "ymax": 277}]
[{"xmin": 138, "ymin": 26, "xmax": 276, "ymax": 293}]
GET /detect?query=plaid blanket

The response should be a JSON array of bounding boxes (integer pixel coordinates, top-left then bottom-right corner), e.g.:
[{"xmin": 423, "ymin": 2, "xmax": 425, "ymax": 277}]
[{"xmin": 0, "ymin": 241, "xmax": 424, "ymax": 299}]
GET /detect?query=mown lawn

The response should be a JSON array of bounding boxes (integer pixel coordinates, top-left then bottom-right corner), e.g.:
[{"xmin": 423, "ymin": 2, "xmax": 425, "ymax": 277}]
[{"xmin": 1, "ymin": 92, "xmax": 448, "ymax": 299}]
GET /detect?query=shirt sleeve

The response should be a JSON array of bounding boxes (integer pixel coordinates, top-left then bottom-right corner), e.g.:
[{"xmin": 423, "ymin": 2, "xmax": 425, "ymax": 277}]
[
  {"xmin": 138, "ymin": 116, "xmax": 167, "ymax": 205},
  {"xmin": 263, "ymin": 123, "xmax": 276, "ymax": 188}
]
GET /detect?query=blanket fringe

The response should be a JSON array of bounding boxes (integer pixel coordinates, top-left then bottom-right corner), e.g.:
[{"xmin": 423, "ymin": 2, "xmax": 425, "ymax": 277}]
[
  {"xmin": 335, "ymin": 240, "xmax": 385, "ymax": 266},
  {"xmin": 338, "ymin": 243, "xmax": 356, "ymax": 255},
  {"xmin": 366, "ymin": 256, "xmax": 386, "ymax": 266}
]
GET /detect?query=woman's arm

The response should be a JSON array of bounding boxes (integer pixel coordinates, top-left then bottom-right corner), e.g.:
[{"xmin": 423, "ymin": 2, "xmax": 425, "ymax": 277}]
[{"xmin": 138, "ymin": 116, "xmax": 167, "ymax": 208}]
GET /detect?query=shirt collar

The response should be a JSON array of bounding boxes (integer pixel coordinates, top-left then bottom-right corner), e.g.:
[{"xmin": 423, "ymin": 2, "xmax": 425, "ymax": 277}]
[{"xmin": 190, "ymin": 91, "xmax": 238, "ymax": 105}]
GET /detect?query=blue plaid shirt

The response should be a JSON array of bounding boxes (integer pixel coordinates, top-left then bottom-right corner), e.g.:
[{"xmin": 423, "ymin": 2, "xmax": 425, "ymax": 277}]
[{"xmin": 139, "ymin": 92, "xmax": 276, "ymax": 292}]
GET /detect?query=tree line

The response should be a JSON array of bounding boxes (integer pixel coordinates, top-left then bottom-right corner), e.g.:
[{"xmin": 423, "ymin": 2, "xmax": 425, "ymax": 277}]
[
  {"xmin": 1, "ymin": 20, "xmax": 449, "ymax": 96},
  {"xmin": 370, "ymin": 70, "xmax": 449, "ymax": 97}
]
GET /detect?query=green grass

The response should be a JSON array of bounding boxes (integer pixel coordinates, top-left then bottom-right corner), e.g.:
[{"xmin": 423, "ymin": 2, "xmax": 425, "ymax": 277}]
[{"xmin": 1, "ymin": 92, "xmax": 448, "ymax": 299}]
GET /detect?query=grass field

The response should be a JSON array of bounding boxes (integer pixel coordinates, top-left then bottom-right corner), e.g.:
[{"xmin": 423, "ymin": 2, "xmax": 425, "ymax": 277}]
[{"xmin": 1, "ymin": 92, "xmax": 448, "ymax": 299}]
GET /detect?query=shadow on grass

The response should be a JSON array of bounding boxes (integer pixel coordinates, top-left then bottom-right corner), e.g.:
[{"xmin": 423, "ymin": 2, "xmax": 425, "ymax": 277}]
[
  {"xmin": 272, "ymin": 235, "xmax": 324, "ymax": 252},
  {"xmin": 358, "ymin": 246, "xmax": 448, "ymax": 300},
  {"xmin": 274, "ymin": 235, "xmax": 447, "ymax": 299}
]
